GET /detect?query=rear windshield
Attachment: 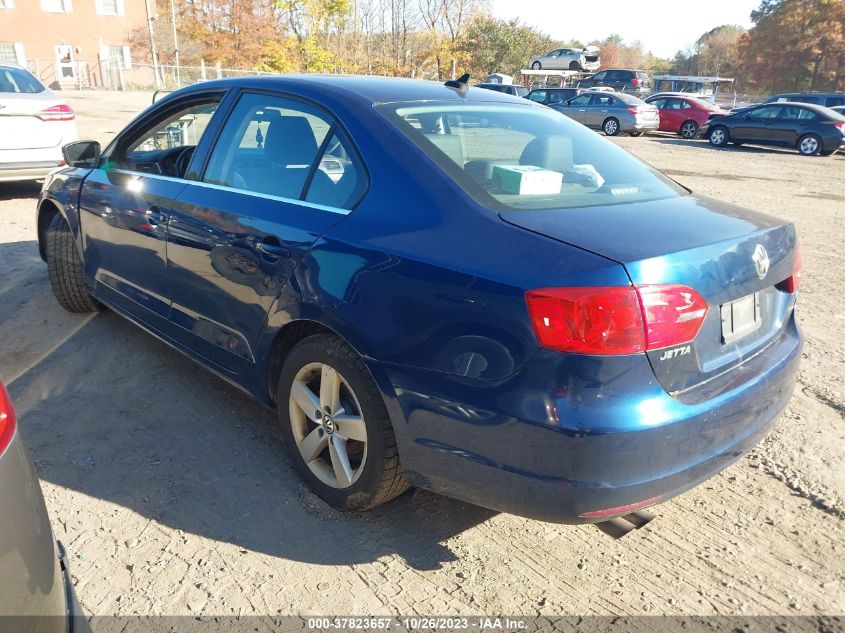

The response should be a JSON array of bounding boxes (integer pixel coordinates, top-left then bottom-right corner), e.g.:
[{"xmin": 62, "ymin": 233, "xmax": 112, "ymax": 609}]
[
  {"xmin": 0, "ymin": 66, "xmax": 45, "ymax": 94},
  {"xmin": 378, "ymin": 101, "xmax": 686, "ymax": 211}
]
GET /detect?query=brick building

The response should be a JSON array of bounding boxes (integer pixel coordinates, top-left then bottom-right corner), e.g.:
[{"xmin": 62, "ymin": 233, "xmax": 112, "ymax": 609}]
[{"xmin": 0, "ymin": 0, "xmax": 155, "ymax": 88}]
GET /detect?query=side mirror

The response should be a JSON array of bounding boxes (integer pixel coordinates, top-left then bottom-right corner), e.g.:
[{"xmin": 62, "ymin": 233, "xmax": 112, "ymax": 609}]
[{"xmin": 62, "ymin": 140, "xmax": 101, "ymax": 168}]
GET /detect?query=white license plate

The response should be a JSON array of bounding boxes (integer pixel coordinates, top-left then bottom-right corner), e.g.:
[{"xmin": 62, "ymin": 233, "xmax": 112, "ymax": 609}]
[{"xmin": 720, "ymin": 293, "xmax": 762, "ymax": 344}]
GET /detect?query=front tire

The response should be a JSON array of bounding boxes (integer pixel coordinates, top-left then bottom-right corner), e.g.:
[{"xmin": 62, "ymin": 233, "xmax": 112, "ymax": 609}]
[
  {"xmin": 45, "ymin": 214, "xmax": 100, "ymax": 313},
  {"xmin": 708, "ymin": 125, "xmax": 729, "ymax": 147},
  {"xmin": 679, "ymin": 120, "xmax": 699, "ymax": 139},
  {"xmin": 603, "ymin": 117, "xmax": 620, "ymax": 136},
  {"xmin": 797, "ymin": 133, "xmax": 822, "ymax": 156},
  {"xmin": 569, "ymin": 61, "xmax": 581, "ymax": 70},
  {"xmin": 277, "ymin": 334, "xmax": 408, "ymax": 511}
]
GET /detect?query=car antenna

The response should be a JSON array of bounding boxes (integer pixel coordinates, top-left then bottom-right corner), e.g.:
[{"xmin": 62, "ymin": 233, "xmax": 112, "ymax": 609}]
[{"xmin": 445, "ymin": 73, "xmax": 471, "ymax": 97}]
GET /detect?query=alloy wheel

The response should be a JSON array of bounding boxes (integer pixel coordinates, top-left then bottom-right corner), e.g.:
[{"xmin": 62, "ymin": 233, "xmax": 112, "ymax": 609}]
[
  {"xmin": 604, "ymin": 119, "xmax": 619, "ymax": 135},
  {"xmin": 799, "ymin": 136, "xmax": 819, "ymax": 155},
  {"xmin": 288, "ymin": 362, "xmax": 368, "ymax": 488},
  {"xmin": 710, "ymin": 128, "xmax": 726, "ymax": 146},
  {"xmin": 680, "ymin": 121, "xmax": 698, "ymax": 139}
]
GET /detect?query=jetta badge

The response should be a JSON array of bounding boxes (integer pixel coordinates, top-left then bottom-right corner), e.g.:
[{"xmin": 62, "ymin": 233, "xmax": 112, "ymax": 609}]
[{"xmin": 752, "ymin": 244, "xmax": 769, "ymax": 279}]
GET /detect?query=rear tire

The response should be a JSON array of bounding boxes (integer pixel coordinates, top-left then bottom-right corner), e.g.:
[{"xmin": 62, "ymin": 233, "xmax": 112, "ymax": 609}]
[
  {"xmin": 277, "ymin": 334, "xmax": 408, "ymax": 511},
  {"xmin": 569, "ymin": 61, "xmax": 580, "ymax": 70},
  {"xmin": 531, "ymin": 61, "xmax": 541, "ymax": 70},
  {"xmin": 708, "ymin": 125, "xmax": 729, "ymax": 147},
  {"xmin": 46, "ymin": 214, "xmax": 100, "ymax": 313},
  {"xmin": 603, "ymin": 117, "xmax": 620, "ymax": 136},
  {"xmin": 797, "ymin": 133, "xmax": 822, "ymax": 156},
  {"xmin": 679, "ymin": 120, "xmax": 699, "ymax": 139}
]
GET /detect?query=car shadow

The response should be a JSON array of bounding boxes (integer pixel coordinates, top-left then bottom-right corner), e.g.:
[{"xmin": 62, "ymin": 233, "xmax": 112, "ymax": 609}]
[
  {"xmin": 1, "ymin": 241, "xmax": 496, "ymax": 571},
  {"xmin": 0, "ymin": 181, "xmax": 42, "ymax": 202}
]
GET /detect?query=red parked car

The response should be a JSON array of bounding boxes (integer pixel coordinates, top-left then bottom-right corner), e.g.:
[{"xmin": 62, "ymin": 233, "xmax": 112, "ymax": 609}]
[{"xmin": 644, "ymin": 94, "xmax": 729, "ymax": 139}]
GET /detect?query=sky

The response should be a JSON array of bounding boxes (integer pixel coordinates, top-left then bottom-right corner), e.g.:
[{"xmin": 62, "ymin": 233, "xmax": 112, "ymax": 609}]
[{"xmin": 490, "ymin": 0, "xmax": 761, "ymax": 59}]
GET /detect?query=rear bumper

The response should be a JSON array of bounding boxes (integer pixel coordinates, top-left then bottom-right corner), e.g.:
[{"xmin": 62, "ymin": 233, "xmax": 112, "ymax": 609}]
[
  {"xmin": 57, "ymin": 542, "xmax": 91, "ymax": 633},
  {"xmin": 376, "ymin": 317, "xmax": 801, "ymax": 523},
  {"xmin": 631, "ymin": 118, "xmax": 660, "ymax": 131}
]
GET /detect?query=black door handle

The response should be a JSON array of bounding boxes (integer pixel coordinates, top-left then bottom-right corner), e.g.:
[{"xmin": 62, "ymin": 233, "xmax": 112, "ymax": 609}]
[
  {"xmin": 146, "ymin": 205, "xmax": 168, "ymax": 224},
  {"xmin": 256, "ymin": 239, "xmax": 290, "ymax": 258}
]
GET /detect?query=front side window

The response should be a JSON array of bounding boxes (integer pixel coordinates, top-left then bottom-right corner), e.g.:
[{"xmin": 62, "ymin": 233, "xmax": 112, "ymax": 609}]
[
  {"xmin": 527, "ymin": 90, "xmax": 546, "ymax": 103},
  {"xmin": 204, "ymin": 92, "xmax": 366, "ymax": 210},
  {"xmin": 379, "ymin": 101, "xmax": 686, "ymax": 211},
  {"xmin": 749, "ymin": 106, "xmax": 781, "ymax": 119},
  {"xmin": 590, "ymin": 94, "xmax": 616, "ymax": 107},
  {"xmin": 116, "ymin": 98, "xmax": 220, "ymax": 176},
  {"xmin": 568, "ymin": 94, "xmax": 591, "ymax": 106}
]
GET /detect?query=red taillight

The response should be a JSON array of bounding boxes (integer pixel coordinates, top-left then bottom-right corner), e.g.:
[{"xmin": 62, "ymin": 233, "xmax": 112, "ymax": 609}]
[
  {"xmin": 36, "ymin": 103, "xmax": 75, "ymax": 121},
  {"xmin": 0, "ymin": 381, "xmax": 17, "ymax": 455},
  {"xmin": 631, "ymin": 78, "xmax": 640, "ymax": 86},
  {"xmin": 627, "ymin": 107, "xmax": 638, "ymax": 114},
  {"xmin": 776, "ymin": 247, "xmax": 802, "ymax": 293},
  {"xmin": 637, "ymin": 284, "xmax": 709, "ymax": 350},
  {"xmin": 526, "ymin": 284, "xmax": 708, "ymax": 355},
  {"xmin": 834, "ymin": 122, "xmax": 845, "ymax": 135},
  {"xmin": 526, "ymin": 287, "xmax": 645, "ymax": 355}
]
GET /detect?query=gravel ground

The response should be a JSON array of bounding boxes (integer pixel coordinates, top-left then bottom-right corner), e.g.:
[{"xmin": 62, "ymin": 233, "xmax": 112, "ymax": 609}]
[{"xmin": 0, "ymin": 90, "xmax": 843, "ymax": 619}]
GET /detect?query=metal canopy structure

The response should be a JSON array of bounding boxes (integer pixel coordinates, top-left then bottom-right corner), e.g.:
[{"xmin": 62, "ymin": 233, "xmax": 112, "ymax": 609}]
[{"xmin": 519, "ymin": 68, "xmax": 586, "ymax": 88}]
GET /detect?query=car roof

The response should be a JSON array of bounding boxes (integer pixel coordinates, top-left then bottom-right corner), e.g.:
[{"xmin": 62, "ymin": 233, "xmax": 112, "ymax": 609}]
[
  {"xmin": 750, "ymin": 101, "xmax": 845, "ymax": 118},
  {"xmin": 175, "ymin": 75, "xmax": 526, "ymax": 106},
  {"xmin": 0, "ymin": 60, "xmax": 25, "ymax": 69},
  {"xmin": 773, "ymin": 91, "xmax": 844, "ymax": 96}
]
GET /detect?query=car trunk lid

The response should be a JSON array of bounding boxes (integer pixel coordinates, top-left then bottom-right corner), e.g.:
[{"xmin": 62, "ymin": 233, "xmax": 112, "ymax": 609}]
[{"xmin": 500, "ymin": 194, "xmax": 798, "ymax": 395}]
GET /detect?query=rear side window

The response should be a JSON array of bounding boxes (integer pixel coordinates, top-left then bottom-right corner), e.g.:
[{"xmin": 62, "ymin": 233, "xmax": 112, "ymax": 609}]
[
  {"xmin": 548, "ymin": 90, "xmax": 573, "ymax": 104},
  {"xmin": 204, "ymin": 92, "xmax": 366, "ymax": 210},
  {"xmin": 825, "ymin": 96, "xmax": 845, "ymax": 107},
  {"xmin": 0, "ymin": 66, "xmax": 45, "ymax": 93},
  {"xmin": 527, "ymin": 90, "xmax": 546, "ymax": 103}
]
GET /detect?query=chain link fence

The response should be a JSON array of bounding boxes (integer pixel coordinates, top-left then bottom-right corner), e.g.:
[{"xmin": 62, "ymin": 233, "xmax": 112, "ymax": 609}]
[{"xmin": 25, "ymin": 59, "xmax": 276, "ymax": 92}]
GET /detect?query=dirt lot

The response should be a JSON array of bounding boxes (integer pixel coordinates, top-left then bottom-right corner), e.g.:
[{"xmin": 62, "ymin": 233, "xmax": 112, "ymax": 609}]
[{"xmin": 0, "ymin": 90, "xmax": 843, "ymax": 619}]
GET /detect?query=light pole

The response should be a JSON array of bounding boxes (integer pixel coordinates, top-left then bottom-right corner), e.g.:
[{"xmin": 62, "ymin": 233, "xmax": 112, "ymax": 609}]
[
  {"xmin": 143, "ymin": 0, "xmax": 162, "ymax": 88},
  {"xmin": 170, "ymin": 0, "xmax": 180, "ymax": 87}
]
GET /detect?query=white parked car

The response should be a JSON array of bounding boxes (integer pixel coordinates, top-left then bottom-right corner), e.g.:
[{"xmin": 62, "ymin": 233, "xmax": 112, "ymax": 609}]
[
  {"xmin": 0, "ymin": 62, "xmax": 78, "ymax": 182},
  {"xmin": 529, "ymin": 46, "xmax": 600, "ymax": 72}
]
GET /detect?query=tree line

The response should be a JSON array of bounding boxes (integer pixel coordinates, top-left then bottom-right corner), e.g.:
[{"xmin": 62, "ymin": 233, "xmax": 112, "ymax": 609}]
[{"xmin": 132, "ymin": 0, "xmax": 844, "ymax": 92}]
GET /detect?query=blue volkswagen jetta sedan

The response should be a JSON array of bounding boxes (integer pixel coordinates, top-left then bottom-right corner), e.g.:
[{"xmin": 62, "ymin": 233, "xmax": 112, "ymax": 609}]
[{"xmin": 36, "ymin": 76, "xmax": 801, "ymax": 523}]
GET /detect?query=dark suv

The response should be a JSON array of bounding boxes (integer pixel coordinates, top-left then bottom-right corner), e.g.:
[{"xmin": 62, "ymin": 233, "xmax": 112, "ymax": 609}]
[
  {"xmin": 577, "ymin": 69, "xmax": 651, "ymax": 94},
  {"xmin": 526, "ymin": 87, "xmax": 581, "ymax": 105},
  {"xmin": 765, "ymin": 92, "xmax": 845, "ymax": 108}
]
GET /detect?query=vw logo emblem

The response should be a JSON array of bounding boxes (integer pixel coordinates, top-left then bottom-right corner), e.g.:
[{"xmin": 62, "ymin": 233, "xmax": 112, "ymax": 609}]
[
  {"xmin": 752, "ymin": 244, "xmax": 769, "ymax": 280},
  {"xmin": 322, "ymin": 415, "xmax": 335, "ymax": 435}
]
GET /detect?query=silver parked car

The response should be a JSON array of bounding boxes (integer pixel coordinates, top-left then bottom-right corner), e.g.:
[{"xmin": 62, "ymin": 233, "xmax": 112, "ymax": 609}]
[
  {"xmin": 0, "ymin": 379, "xmax": 90, "ymax": 632},
  {"xmin": 529, "ymin": 46, "xmax": 600, "ymax": 72},
  {"xmin": 0, "ymin": 61, "xmax": 79, "ymax": 182},
  {"xmin": 551, "ymin": 90, "xmax": 660, "ymax": 136}
]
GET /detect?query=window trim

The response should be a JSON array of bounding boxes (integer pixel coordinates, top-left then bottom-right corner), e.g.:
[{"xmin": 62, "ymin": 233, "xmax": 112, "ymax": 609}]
[
  {"xmin": 194, "ymin": 87, "xmax": 370, "ymax": 213},
  {"xmin": 108, "ymin": 168, "xmax": 351, "ymax": 216}
]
